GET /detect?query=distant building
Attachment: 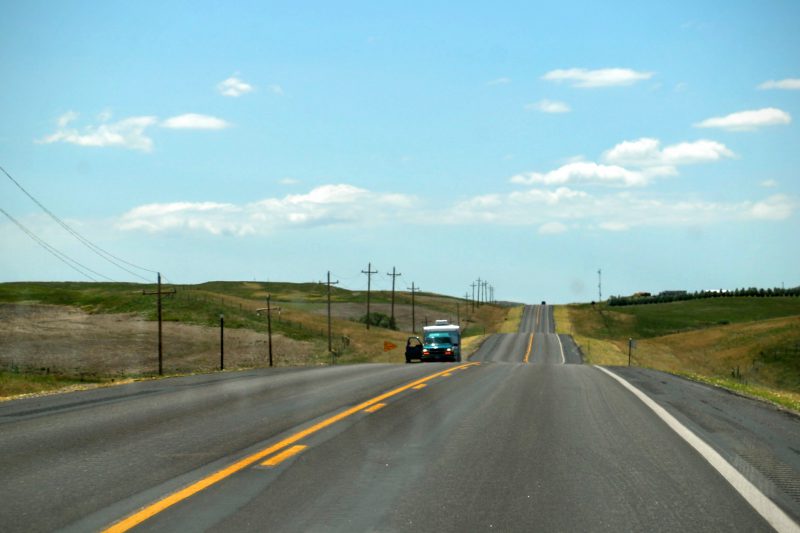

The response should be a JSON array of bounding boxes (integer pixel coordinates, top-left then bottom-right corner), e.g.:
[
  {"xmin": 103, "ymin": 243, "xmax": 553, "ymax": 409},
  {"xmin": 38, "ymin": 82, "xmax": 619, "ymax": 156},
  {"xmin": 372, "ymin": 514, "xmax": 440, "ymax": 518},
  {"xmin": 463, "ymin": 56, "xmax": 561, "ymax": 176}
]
[{"xmin": 659, "ymin": 290, "xmax": 687, "ymax": 297}]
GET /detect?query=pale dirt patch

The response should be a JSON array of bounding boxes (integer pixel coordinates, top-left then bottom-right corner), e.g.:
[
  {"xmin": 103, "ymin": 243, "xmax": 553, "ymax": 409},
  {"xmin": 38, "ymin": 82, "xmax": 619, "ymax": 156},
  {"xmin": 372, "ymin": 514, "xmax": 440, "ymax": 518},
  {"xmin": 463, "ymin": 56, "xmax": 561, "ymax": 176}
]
[{"xmin": 0, "ymin": 303, "xmax": 315, "ymax": 376}]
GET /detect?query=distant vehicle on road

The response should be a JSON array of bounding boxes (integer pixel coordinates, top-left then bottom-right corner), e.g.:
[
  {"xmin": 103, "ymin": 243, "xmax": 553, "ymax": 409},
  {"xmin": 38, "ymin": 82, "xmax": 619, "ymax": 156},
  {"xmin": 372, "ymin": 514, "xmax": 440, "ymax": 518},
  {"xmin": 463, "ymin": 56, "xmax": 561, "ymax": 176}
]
[
  {"xmin": 405, "ymin": 320, "xmax": 461, "ymax": 363},
  {"xmin": 541, "ymin": 301, "xmax": 546, "ymax": 305}
]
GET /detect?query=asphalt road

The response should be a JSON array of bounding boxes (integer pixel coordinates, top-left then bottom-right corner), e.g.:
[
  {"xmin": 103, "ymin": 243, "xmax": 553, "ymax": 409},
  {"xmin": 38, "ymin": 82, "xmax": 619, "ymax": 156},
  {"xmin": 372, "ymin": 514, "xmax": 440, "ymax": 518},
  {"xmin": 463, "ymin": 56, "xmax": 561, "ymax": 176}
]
[{"xmin": 1, "ymin": 305, "xmax": 798, "ymax": 532}]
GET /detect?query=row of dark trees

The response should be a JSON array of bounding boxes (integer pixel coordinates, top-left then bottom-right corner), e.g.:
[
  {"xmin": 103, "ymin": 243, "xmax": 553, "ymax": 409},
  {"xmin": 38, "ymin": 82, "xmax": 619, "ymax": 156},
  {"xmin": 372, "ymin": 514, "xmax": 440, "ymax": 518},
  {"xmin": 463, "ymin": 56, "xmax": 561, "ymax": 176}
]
[{"xmin": 608, "ymin": 286, "xmax": 800, "ymax": 307}]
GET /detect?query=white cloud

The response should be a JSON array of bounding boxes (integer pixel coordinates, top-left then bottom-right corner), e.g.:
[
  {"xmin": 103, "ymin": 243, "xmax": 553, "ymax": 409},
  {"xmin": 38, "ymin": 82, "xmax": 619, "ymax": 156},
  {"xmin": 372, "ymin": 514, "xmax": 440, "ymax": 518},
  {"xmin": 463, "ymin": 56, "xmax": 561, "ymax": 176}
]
[
  {"xmin": 487, "ymin": 77, "xmax": 511, "ymax": 86},
  {"xmin": 279, "ymin": 177, "xmax": 299, "ymax": 185},
  {"xmin": 116, "ymin": 181, "xmax": 796, "ymax": 236},
  {"xmin": 525, "ymin": 99, "xmax": 571, "ymax": 113},
  {"xmin": 758, "ymin": 79, "xmax": 800, "ymax": 90},
  {"xmin": 541, "ymin": 68, "xmax": 654, "ymax": 88},
  {"xmin": 268, "ymin": 84, "xmax": 284, "ymax": 96},
  {"xmin": 38, "ymin": 114, "xmax": 158, "ymax": 152},
  {"xmin": 161, "ymin": 114, "xmax": 230, "ymax": 130},
  {"xmin": 761, "ymin": 179, "xmax": 778, "ymax": 188},
  {"xmin": 603, "ymin": 137, "xmax": 734, "ymax": 173},
  {"xmin": 747, "ymin": 194, "xmax": 795, "ymax": 220},
  {"xmin": 57, "ymin": 111, "xmax": 79, "ymax": 128},
  {"xmin": 695, "ymin": 108, "xmax": 791, "ymax": 131},
  {"xmin": 598, "ymin": 222, "xmax": 630, "ymax": 231},
  {"xmin": 538, "ymin": 221, "xmax": 568, "ymax": 235},
  {"xmin": 510, "ymin": 162, "xmax": 647, "ymax": 187},
  {"xmin": 118, "ymin": 184, "xmax": 416, "ymax": 235},
  {"xmin": 447, "ymin": 188, "xmax": 796, "ymax": 228},
  {"xmin": 217, "ymin": 76, "xmax": 254, "ymax": 97}
]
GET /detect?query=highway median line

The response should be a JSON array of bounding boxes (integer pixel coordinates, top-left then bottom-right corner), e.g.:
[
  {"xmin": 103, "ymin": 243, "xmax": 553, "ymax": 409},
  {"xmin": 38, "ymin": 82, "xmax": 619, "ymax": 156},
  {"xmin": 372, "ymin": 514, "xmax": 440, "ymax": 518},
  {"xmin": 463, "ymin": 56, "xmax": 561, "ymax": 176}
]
[{"xmin": 103, "ymin": 362, "xmax": 480, "ymax": 533}]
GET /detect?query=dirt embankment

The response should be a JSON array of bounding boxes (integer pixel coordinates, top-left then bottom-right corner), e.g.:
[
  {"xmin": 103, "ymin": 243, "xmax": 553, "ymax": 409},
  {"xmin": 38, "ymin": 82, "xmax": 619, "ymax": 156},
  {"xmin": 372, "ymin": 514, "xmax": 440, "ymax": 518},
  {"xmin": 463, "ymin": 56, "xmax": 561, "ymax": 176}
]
[{"xmin": 0, "ymin": 304, "xmax": 314, "ymax": 377}]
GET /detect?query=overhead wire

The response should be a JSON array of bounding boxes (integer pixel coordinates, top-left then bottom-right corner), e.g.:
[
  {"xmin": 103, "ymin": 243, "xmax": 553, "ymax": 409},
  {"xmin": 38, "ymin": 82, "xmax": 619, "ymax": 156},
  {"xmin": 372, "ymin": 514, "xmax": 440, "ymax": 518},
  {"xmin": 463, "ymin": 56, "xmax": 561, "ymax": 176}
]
[
  {"xmin": 0, "ymin": 207, "xmax": 110, "ymax": 282},
  {"xmin": 1, "ymin": 165, "xmax": 156, "ymax": 282}
]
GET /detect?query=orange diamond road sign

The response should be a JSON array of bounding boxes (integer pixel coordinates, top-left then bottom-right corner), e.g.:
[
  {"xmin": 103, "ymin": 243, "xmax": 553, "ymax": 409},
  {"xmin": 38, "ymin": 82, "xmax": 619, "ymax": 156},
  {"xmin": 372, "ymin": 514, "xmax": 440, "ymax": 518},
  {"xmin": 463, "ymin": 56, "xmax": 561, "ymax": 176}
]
[{"xmin": 383, "ymin": 341, "xmax": 398, "ymax": 352}]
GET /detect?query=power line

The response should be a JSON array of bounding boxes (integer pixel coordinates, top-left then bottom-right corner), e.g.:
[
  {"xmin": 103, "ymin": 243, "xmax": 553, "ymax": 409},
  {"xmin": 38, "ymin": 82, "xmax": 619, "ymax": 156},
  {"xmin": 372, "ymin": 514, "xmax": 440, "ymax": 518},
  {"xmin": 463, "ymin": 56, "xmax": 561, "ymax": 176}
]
[
  {"xmin": 1, "ymin": 165, "xmax": 156, "ymax": 281},
  {"xmin": 1, "ymin": 207, "xmax": 111, "ymax": 281}
]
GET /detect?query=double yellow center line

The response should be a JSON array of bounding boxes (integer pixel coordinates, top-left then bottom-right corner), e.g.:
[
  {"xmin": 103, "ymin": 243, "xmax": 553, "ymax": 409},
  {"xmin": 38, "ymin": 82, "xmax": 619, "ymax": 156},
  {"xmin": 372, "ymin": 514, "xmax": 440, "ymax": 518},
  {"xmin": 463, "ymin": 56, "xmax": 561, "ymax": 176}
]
[
  {"xmin": 103, "ymin": 362, "xmax": 480, "ymax": 532},
  {"xmin": 522, "ymin": 305, "xmax": 542, "ymax": 363}
]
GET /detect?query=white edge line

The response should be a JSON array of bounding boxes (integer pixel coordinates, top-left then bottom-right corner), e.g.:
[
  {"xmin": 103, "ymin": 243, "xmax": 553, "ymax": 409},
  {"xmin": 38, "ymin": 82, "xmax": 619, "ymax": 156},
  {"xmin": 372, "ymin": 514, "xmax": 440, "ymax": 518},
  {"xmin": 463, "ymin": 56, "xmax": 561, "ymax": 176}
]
[
  {"xmin": 555, "ymin": 334, "xmax": 566, "ymax": 365},
  {"xmin": 595, "ymin": 366, "xmax": 800, "ymax": 533}
]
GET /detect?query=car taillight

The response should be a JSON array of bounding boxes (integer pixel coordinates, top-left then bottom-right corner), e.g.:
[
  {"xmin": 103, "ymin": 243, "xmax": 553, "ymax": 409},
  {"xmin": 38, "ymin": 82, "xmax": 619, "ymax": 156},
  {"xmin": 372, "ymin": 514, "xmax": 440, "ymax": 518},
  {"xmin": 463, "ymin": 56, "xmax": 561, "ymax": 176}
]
[
  {"xmin": 423, "ymin": 349, "xmax": 429, "ymax": 355},
  {"xmin": 445, "ymin": 349, "xmax": 452, "ymax": 355}
]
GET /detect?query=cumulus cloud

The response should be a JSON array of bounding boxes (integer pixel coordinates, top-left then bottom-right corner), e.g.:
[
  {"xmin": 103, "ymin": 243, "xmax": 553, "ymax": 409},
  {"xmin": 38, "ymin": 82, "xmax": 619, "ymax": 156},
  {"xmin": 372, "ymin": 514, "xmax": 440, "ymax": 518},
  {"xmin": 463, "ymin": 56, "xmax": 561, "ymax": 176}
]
[
  {"xmin": 760, "ymin": 179, "xmax": 778, "ymax": 188},
  {"xmin": 538, "ymin": 222, "xmax": 568, "ymax": 235},
  {"xmin": 510, "ymin": 162, "xmax": 647, "ymax": 187},
  {"xmin": 38, "ymin": 113, "xmax": 158, "ymax": 152},
  {"xmin": 118, "ymin": 184, "xmax": 416, "ymax": 235},
  {"xmin": 695, "ymin": 108, "xmax": 791, "ymax": 131},
  {"xmin": 447, "ymin": 188, "xmax": 796, "ymax": 229},
  {"xmin": 217, "ymin": 76, "xmax": 254, "ymax": 97},
  {"xmin": 525, "ymin": 99, "xmax": 571, "ymax": 113},
  {"xmin": 541, "ymin": 68, "xmax": 654, "ymax": 88},
  {"xmin": 603, "ymin": 137, "xmax": 734, "ymax": 174},
  {"xmin": 598, "ymin": 222, "xmax": 630, "ymax": 231},
  {"xmin": 116, "ymin": 181, "xmax": 796, "ymax": 236},
  {"xmin": 747, "ymin": 194, "xmax": 795, "ymax": 220},
  {"xmin": 39, "ymin": 111, "xmax": 232, "ymax": 151},
  {"xmin": 758, "ymin": 79, "xmax": 800, "ymax": 90},
  {"xmin": 161, "ymin": 114, "xmax": 230, "ymax": 130}
]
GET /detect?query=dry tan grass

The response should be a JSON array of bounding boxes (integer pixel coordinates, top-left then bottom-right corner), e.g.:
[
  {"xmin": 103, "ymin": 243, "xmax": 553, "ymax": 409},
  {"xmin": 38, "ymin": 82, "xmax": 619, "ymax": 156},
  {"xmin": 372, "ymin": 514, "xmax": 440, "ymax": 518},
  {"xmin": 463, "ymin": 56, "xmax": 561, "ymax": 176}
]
[
  {"xmin": 0, "ymin": 304, "xmax": 315, "ymax": 376},
  {"xmin": 555, "ymin": 304, "xmax": 800, "ymax": 407}
]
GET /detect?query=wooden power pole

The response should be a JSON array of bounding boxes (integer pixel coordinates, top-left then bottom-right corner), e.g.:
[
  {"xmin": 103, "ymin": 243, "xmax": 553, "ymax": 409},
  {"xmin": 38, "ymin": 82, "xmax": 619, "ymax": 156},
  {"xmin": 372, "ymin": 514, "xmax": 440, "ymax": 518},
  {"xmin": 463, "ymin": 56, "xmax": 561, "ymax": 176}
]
[
  {"xmin": 142, "ymin": 272, "xmax": 175, "ymax": 376},
  {"xmin": 320, "ymin": 271, "xmax": 339, "ymax": 360},
  {"xmin": 387, "ymin": 266, "xmax": 402, "ymax": 329},
  {"xmin": 361, "ymin": 262, "xmax": 378, "ymax": 329},
  {"xmin": 408, "ymin": 282, "xmax": 421, "ymax": 333},
  {"xmin": 256, "ymin": 295, "xmax": 281, "ymax": 367}
]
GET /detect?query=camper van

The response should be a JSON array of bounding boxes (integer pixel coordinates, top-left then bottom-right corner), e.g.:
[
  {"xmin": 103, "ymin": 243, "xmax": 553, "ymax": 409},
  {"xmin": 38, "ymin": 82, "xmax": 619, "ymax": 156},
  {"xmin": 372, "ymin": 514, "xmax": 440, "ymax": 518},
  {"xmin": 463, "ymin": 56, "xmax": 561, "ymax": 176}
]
[{"xmin": 405, "ymin": 319, "xmax": 461, "ymax": 363}]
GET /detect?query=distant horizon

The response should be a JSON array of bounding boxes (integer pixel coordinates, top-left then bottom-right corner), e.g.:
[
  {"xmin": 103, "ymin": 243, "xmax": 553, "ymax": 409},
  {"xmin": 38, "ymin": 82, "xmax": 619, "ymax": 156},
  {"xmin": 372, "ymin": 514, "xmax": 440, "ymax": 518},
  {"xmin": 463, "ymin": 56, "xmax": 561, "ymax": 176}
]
[{"xmin": 3, "ymin": 278, "xmax": 798, "ymax": 308}]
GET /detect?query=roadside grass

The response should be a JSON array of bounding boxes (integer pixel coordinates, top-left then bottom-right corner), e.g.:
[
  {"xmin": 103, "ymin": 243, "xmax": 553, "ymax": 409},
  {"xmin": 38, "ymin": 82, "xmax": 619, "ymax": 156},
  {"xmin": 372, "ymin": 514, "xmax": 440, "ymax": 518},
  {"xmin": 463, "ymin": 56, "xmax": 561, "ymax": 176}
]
[
  {"xmin": 575, "ymin": 297, "xmax": 800, "ymax": 340},
  {"xmin": 0, "ymin": 370, "xmax": 108, "ymax": 400},
  {"xmin": 498, "ymin": 305, "xmax": 524, "ymax": 333},
  {"xmin": 678, "ymin": 373, "xmax": 800, "ymax": 413},
  {"xmin": 556, "ymin": 301, "xmax": 800, "ymax": 412}
]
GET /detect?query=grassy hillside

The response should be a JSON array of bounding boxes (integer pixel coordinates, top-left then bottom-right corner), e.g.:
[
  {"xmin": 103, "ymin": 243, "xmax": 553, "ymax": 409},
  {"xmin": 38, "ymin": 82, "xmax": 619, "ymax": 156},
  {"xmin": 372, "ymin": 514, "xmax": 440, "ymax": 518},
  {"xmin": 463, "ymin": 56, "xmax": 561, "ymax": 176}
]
[
  {"xmin": 557, "ymin": 298, "xmax": 800, "ymax": 410},
  {"xmin": 0, "ymin": 281, "xmax": 513, "ymax": 397}
]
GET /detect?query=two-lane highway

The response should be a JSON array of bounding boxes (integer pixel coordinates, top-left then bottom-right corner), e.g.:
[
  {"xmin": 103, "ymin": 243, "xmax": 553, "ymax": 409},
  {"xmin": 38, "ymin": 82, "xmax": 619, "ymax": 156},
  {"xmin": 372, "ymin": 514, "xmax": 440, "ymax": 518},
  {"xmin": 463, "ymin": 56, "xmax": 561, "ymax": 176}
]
[
  {"xmin": 472, "ymin": 304, "xmax": 580, "ymax": 364},
  {"xmin": 1, "ymin": 304, "xmax": 798, "ymax": 532}
]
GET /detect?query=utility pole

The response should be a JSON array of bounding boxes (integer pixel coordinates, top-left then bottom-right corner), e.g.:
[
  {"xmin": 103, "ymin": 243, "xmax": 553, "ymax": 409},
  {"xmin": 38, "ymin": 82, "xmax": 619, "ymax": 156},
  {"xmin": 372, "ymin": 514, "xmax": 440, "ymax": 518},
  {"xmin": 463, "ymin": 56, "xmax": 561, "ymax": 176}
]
[
  {"xmin": 598, "ymin": 269, "xmax": 602, "ymax": 303},
  {"xmin": 320, "ymin": 271, "xmax": 339, "ymax": 360},
  {"xmin": 256, "ymin": 295, "xmax": 281, "ymax": 367},
  {"xmin": 483, "ymin": 281, "xmax": 489, "ymax": 306},
  {"xmin": 470, "ymin": 282, "xmax": 477, "ymax": 311},
  {"xmin": 361, "ymin": 262, "xmax": 378, "ymax": 329},
  {"xmin": 387, "ymin": 266, "xmax": 402, "ymax": 329},
  {"xmin": 408, "ymin": 282, "xmax": 421, "ymax": 333},
  {"xmin": 476, "ymin": 277, "xmax": 482, "ymax": 307},
  {"xmin": 142, "ymin": 272, "xmax": 176, "ymax": 376}
]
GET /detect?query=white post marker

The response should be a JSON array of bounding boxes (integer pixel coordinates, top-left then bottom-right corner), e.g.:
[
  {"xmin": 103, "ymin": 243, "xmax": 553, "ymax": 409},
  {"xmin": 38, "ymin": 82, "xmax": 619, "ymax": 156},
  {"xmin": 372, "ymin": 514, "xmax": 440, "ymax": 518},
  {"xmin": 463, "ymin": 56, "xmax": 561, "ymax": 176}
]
[{"xmin": 595, "ymin": 366, "xmax": 800, "ymax": 533}]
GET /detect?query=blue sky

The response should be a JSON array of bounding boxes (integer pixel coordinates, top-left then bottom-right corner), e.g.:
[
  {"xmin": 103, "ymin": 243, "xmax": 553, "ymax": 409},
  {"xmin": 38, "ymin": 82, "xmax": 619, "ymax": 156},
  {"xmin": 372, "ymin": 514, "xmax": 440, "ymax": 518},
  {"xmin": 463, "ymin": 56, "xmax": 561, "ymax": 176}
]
[{"xmin": 1, "ymin": 1, "xmax": 798, "ymax": 303}]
